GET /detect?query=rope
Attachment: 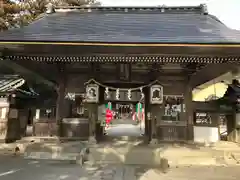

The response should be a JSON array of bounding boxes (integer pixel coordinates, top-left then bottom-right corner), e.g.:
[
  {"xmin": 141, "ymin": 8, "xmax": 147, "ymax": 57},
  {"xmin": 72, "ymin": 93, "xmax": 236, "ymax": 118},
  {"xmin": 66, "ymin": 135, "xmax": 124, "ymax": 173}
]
[{"xmin": 84, "ymin": 78, "xmax": 160, "ymax": 91}]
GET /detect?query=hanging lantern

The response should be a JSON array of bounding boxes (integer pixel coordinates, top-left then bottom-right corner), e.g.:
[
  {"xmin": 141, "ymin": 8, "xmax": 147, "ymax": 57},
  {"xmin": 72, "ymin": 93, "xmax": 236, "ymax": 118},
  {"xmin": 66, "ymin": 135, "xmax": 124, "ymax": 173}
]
[
  {"xmin": 150, "ymin": 84, "xmax": 163, "ymax": 104},
  {"xmin": 85, "ymin": 84, "xmax": 99, "ymax": 103}
]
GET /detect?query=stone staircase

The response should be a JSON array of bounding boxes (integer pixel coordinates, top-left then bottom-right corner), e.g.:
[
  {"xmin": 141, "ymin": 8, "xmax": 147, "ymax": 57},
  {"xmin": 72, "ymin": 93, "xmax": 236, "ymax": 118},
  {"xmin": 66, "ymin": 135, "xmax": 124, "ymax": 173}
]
[
  {"xmin": 111, "ymin": 118, "xmax": 137, "ymax": 125},
  {"xmin": 211, "ymin": 141, "xmax": 240, "ymax": 165},
  {"xmin": 89, "ymin": 139, "xmax": 221, "ymax": 166},
  {"xmin": 0, "ymin": 137, "xmax": 89, "ymax": 163},
  {"xmin": 23, "ymin": 140, "xmax": 89, "ymax": 163}
]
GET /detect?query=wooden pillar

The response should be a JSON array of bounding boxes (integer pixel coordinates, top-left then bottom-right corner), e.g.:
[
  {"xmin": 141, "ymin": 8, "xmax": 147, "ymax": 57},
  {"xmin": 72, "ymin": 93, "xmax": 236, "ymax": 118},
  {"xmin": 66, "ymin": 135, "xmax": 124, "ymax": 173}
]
[
  {"xmin": 87, "ymin": 103, "xmax": 98, "ymax": 144},
  {"xmin": 150, "ymin": 105, "xmax": 159, "ymax": 145},
  {"xmin": 95, "ymin": 87, "xmax": 104, "ymax": 142},
  {"xmin": 185, "ymin": 83, "xmax": 194, "ymax": 141},
  {"xmin": 235, "ymin": 113, "xmax": 240, "ymax": 143},
  {"xmin": 56, "ymin": 65, "xmax": 66, "ymax": 137},
  {"xmin": 228, "ymin": 112, "xmax": 240, "ymax": 143},
  {"xmin": 144, "ymin": 87, "xmax": 151, "ymax": 142}
]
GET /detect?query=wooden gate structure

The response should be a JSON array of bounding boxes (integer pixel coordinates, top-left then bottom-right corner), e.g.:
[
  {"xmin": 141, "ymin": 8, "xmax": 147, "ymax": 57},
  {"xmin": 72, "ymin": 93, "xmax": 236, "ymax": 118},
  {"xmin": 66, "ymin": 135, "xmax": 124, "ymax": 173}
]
[{"xmin": 1, "ymin": 5, "xmax": 240, "ymax": 143}]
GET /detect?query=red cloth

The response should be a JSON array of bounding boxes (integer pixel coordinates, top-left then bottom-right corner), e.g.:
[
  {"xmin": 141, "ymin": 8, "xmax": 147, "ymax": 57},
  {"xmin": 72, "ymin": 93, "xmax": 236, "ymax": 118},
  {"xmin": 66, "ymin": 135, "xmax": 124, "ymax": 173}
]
[{"xmin": 105, "ymin": 108, "xmax": 113, "ymax": 125}]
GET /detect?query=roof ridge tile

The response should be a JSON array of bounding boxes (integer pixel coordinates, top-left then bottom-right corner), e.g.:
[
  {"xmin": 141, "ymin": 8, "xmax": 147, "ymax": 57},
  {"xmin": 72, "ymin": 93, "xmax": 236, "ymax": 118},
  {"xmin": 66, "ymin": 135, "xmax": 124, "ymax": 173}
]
[{"xmin": 54, "ymin": 5, "xmax": 203, "ymax": 14}]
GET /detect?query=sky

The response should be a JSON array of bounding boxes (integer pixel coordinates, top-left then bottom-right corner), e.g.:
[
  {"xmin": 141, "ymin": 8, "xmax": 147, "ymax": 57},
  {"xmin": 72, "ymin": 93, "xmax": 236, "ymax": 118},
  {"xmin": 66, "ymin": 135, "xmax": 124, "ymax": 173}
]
[{"xmin": 100, "ymin": 0, "xmax": 240, "ymax": 30}]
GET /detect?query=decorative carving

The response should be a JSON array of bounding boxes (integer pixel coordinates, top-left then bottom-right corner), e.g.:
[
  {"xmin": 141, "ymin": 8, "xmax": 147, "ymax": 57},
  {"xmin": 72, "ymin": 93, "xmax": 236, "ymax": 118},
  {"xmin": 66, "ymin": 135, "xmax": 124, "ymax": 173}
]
[{"xmin": 150, "ymin": 84, "xmax": 163, "ymax": 104}]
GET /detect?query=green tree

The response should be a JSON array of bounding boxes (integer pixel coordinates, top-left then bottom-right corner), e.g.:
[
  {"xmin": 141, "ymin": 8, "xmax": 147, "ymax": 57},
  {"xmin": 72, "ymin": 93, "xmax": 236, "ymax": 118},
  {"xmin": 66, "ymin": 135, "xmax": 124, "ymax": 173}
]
[
  {"xmin": 0, "ymin": 0, "xmax": 100, "ymax": 31},
  {"xmin": 0, "ymin": 0, "xmax": 23, "ymax": 30}
]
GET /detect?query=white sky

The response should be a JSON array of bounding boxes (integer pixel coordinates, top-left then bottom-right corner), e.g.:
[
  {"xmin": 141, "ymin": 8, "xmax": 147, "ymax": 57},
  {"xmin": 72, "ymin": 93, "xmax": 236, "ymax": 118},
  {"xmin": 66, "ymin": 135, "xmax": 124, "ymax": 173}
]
[{"xmin": 100, "ymin": 0, "xmax": 240, "ymax": 30}]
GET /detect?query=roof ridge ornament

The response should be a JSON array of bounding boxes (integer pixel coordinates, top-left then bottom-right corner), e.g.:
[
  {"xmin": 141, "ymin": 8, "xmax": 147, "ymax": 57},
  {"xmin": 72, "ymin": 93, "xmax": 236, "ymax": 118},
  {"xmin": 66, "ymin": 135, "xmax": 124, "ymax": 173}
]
[
  {"xmin": 200, "ymin": 4, "xmax": 208, "ymax": 15},
  {"xmin": 46, "ymin": 3, "xmax": 55, "ymax": 14}
]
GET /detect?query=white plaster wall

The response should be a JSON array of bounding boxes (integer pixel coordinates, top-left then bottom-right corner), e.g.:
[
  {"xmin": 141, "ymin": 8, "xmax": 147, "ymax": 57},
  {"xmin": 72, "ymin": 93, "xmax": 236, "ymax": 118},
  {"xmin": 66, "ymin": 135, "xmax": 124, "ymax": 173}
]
[{"xmin": 194, "ymin": 126, "xmax": 219, "ymax": 143}]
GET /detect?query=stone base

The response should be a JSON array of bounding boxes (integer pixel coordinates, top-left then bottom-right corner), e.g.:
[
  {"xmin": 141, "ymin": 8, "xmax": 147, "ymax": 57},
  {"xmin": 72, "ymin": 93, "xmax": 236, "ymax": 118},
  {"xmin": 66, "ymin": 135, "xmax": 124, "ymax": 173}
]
[
  {"xmin": 149, "ymin": 138, "xmax": 158, "ymax": 146},
  {"xmin": 88, "ymin": 136, "xmax": 97, "ymax": 144}
]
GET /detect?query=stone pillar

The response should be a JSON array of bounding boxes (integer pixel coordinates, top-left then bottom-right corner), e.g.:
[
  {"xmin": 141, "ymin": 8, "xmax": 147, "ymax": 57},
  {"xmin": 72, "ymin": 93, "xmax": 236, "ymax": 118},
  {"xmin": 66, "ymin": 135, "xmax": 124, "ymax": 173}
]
[
  {"xmin": 184, "ymin": 83, "xmax": 194, "ymax": 141},
  {"xmin": 87, "ymin": 103, "xmax": 97, "ymax": 144}
]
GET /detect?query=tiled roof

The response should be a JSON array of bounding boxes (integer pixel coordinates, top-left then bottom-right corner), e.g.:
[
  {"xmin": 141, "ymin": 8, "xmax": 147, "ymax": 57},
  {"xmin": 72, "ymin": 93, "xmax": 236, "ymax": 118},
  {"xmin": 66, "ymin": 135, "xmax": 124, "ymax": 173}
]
[{"xmin": 1, "ymin": 6, "xmax": 240, "ymax": 43}]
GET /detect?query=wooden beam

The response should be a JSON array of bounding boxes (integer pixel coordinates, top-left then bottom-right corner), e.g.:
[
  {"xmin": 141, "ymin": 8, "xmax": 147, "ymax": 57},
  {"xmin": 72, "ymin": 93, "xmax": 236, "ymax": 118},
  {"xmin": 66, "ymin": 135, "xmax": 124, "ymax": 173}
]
[
  {"xmin": 190, "ymin": 63, "xmax": 236, "ymax": 88},
  {"xmin": 0, "ymin": 58, "xmax": 56, "ymax": 89}
]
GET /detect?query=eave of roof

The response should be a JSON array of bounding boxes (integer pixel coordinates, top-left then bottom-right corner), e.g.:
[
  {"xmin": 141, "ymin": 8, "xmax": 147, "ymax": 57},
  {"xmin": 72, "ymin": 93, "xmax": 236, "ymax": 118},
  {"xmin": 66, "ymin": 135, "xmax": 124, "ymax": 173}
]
[{"xmin": 1, "ymin": 5, "xmax": 240, "ymax": 46}]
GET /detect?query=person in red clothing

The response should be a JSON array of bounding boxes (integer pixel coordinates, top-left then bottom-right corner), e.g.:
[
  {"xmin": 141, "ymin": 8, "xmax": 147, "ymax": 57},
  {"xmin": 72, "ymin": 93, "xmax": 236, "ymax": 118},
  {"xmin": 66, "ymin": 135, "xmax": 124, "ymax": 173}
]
[{"xmin": 105, "ymin": 108, "xmax": 113, "ymax": 129}]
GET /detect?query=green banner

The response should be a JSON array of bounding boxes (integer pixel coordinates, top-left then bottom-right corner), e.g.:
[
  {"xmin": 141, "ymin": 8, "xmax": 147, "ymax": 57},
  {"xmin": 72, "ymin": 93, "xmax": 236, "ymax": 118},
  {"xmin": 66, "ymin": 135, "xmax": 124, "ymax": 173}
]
[
  {"xmin": 105, "ymin": 102, "xmax": 112, "ymax": 110},
  {"xmin": 136, "ymin": 103, "xmax": 142, "ymax": 113}
]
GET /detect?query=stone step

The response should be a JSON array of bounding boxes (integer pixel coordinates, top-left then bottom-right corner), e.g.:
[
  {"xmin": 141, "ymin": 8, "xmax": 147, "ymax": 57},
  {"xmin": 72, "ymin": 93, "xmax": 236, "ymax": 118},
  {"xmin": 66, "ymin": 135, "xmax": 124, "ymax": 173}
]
[
  {"xmin": 110, "ymin": 120, "xmax": 138, "ymax": 125},
  {"xmin": 103, "ymin": 136, "xmax": 144, "ymax": 142},
  {"xmin": 24, "ymin": 141, "xmax": 86, "ymax": 152},
  {"xmin": 213, "ymin": 141, "xmax": 240, "ymax": 149},
  {"xmin": 24, "ymin": 151, "xmax": 79, "ymax": 161},
  {"xmin": 231, "ymin": 151, "xmax": 240, "ymax": 163},
  {"xmin": 23, "ymin": 142, "xmax": 89, "ymax": 163},
  {"xmin": 89, "ymin": 145, "xmax": 218, "ymax": 166},
  {"xmin": 18, "ymin": 136, "xmax": 88, "ymax": 144}
]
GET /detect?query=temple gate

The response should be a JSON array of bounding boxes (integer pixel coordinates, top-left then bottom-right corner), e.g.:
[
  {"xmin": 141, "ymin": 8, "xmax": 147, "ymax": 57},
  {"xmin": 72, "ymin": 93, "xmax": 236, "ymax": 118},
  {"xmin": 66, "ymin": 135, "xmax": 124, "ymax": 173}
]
[{"xmin": 0, "ymin": 5, "xmax": 240, "ymax": 144}]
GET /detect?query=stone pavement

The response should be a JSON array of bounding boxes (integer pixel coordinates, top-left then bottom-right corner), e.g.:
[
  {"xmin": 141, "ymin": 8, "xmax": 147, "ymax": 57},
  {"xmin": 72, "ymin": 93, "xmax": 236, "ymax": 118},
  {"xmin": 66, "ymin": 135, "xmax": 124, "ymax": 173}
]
[
  {"xmin": 1, "ymin": 155, "xmax": 240, "ymax": 180},
  {"xmin": 1, "ymin": 139, "xmax": 240, "ymax": 166},
  {"xmin": 77, "ymin": 163, "xmax": 240, "ymax": 180},
  {"xmin": 0, "ymin": 138, "xmax": 88, "ymax": 161}
]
